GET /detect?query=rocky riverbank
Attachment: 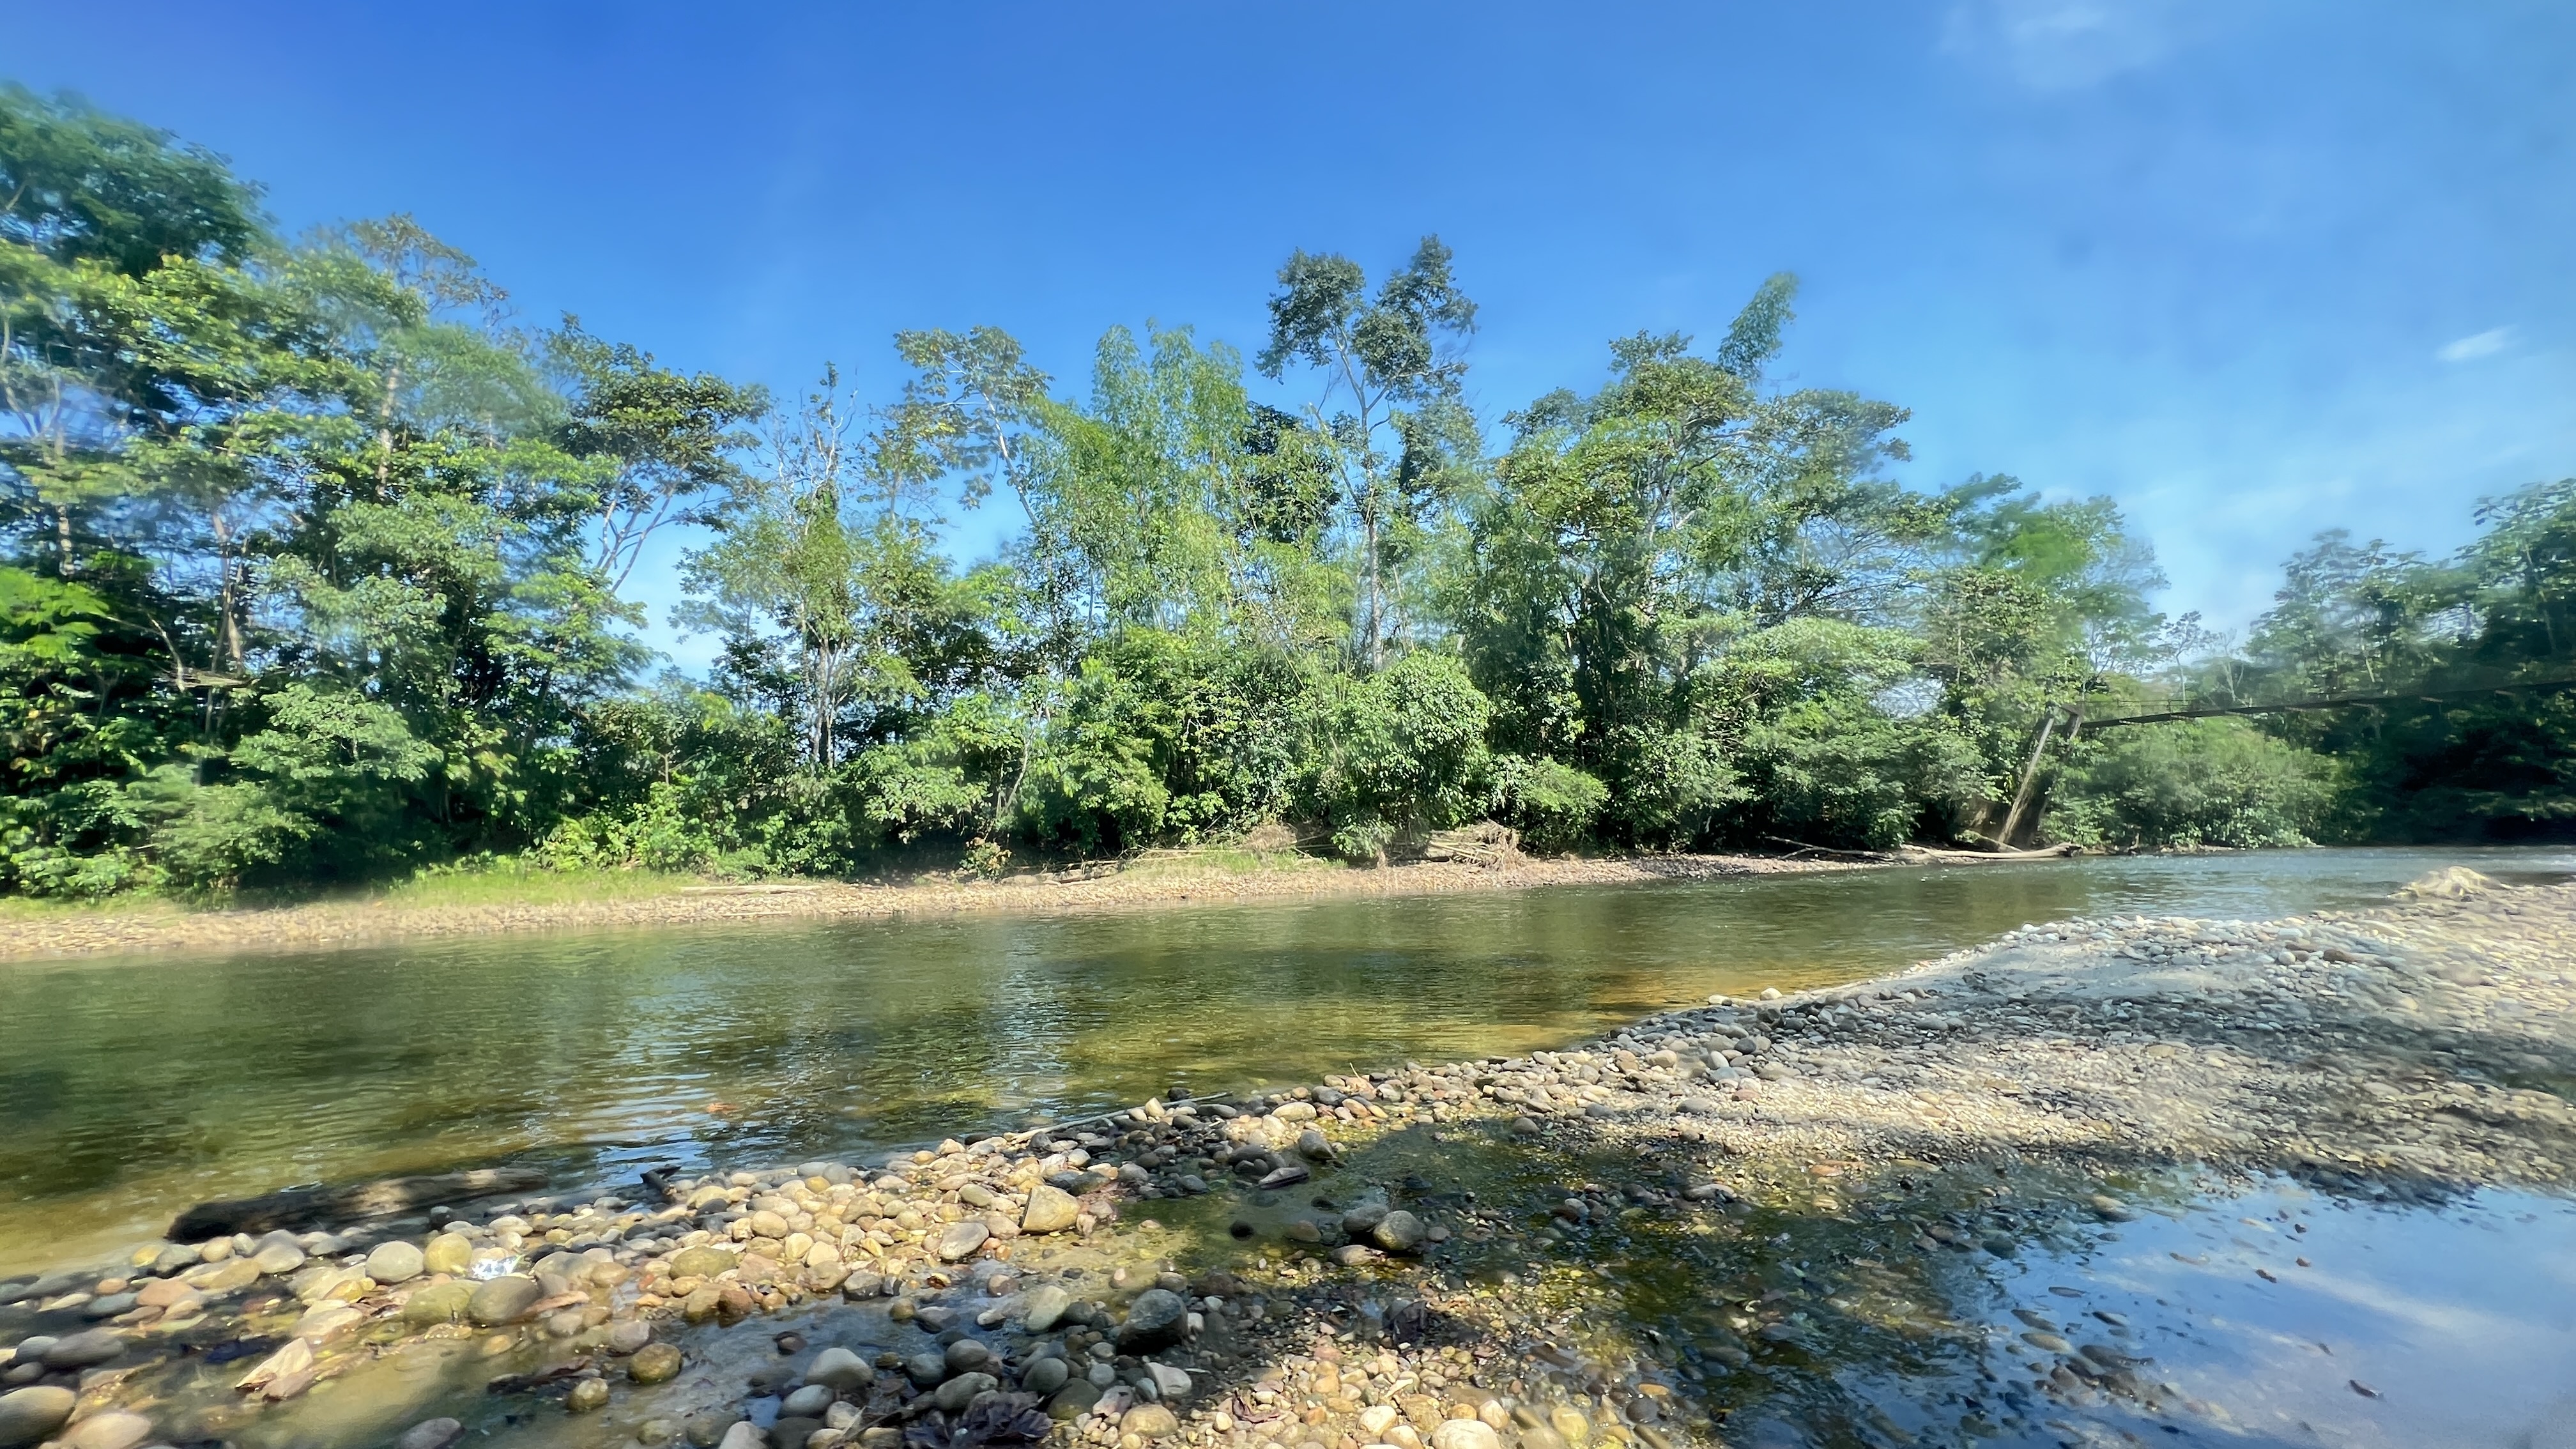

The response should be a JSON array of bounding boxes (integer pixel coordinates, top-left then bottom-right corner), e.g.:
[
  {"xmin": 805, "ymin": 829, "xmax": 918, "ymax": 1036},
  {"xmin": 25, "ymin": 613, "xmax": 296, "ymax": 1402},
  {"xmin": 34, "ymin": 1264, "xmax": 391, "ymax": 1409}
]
[
  {"xmin": 4, "ymin": 869, "xmax": 2569, "ymax": 1449},
  {"xmin": 0, "ymin": 853, "xmax": 1857, "ymax": 963}
]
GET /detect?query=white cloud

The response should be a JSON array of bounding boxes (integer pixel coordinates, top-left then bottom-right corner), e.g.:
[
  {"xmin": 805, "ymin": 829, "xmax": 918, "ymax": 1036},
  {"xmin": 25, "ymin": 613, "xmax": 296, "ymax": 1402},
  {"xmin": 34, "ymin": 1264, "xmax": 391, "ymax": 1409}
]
[
  {"xmin": 2437, "ymin": 326, "xmax": 2515, "ymax": 364},
  {"xmin": 1941, "ymin": 0, "xmax": 2201, "ymax": 90}
]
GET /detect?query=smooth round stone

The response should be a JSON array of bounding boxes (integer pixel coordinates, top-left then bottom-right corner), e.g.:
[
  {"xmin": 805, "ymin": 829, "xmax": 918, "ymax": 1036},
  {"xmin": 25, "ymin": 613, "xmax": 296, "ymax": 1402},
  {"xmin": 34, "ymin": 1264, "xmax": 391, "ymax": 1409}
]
[
  {"xmin": 943, "ymin": 1338, "xmax": 992, "ymax": 1374},
  {"xmin": 367, "ymin": 1241, "xmax": 427, "ymax": 1284},
  {"xmin": 666, "ymin": 1246, "xmax": 736, "ymax": 1279},
  {"xmin": 422, "ymin": 1234, "xmax": 474, "ymax": 1276},
  {"xmin": 781, "ymin": 1384, "xmax": 832, "ymax": 1416},
  {"xmin": 249, "ymin": 1243, "xmax": 306, "ymax": 1276},
  {"xmin": 61, "ymin": 1411, "xmax": 153, "ymax": 1449},
  {"xmin": 629, "ymin": 1343, "xmax": 684, "ymax": 1384},
  {"xmin": 1048, "ymin": 1381, "xmax": 1103, "ymax": 1421},
  {"xmin": 467, "ymin": 1274, "xmax": 542, "ymax": 1326},
  {"xmin": 716, "ymin": 1422, "xmax": 765, "ymax": 1449},
  {"xmin": 402, "ymin": 1282, "xmax": 474, "ymax": 1325},
  {"xmin": 605, "ymin": 1319, "xmax": 654, "ymax": 1354},
  {"xmin": 395, "ymin": 1418, "xmax": 465, "ymax": 1449},
  {"xmin": 1020, "ymin": 1356, "xmax": 1070, "ymax": 1395},
  {"xmin": 933, "ymin": 1372, "xmax": 997, "ymax": 1413},
  {"xmin": 1371, "ymin": 1211, "xmax": 1428, "ymax": 1254},
  {"xmin": 805, "ymin": 1346, "xmax": 870, "ymax": 1393},
  {"xmin": 903, "ymin": 1353, "xmax": 947, "ymax": 1387},
  {"xmin": 1430, "ymin": 1422, "xmax": 1501, "ymax": 1449},
  {"xmin": 1122, "ymin": 1404, "xmax": 1181, "ymax": 1439},
  {"xmin": 0, "ymin": 1387, "xmax": 76, "ymax": 1449},
  {"xmin": 1020, "ymin": 1283, "xmax": 1074, "ymax": 1333},
  {"xmin": 568, "ymin": 1377, "xmax": 611, "ymax": 1413},
  {"xmin": 78, "ymin": 1294, "xmax": 136, "ymax": 1319},
  {"xmin": 935, "ymin": 1220, "xmax": 990, "ymax": 1262},
  {"xmin": 40, "ymin": 1331, "xmax": 125, "ymax": 1369}
]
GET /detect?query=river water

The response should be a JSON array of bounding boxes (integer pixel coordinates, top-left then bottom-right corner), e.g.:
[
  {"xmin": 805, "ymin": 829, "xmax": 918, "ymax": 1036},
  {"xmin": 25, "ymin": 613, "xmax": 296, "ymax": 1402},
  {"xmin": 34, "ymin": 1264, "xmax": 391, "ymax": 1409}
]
[{"xmin": 3, "ymin": 846, "xmax": 2570, "ymax": 1276}]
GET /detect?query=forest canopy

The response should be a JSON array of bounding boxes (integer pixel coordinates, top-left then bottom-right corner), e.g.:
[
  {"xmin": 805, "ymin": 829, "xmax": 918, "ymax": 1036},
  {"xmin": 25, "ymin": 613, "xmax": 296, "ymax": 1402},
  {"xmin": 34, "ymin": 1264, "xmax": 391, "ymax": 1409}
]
[{"xmin": 4, "ymin": 88, "xmax": 2571, "ymax": 899}]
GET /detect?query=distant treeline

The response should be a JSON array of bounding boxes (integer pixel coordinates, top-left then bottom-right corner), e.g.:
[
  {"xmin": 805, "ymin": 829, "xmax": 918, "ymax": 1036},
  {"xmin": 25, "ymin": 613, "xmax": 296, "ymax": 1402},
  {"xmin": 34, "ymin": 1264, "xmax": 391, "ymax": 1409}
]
[{"xmin": 3, "ymin": 88, "xmax": 2568, "ymax": 898}]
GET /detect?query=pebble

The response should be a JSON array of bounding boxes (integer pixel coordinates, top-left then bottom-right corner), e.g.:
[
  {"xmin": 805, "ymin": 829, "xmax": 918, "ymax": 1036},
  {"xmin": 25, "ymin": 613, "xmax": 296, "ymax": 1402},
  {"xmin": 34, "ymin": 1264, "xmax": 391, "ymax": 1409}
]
[
  {"xmin": 1022, "ymin": 1356, "xmax": 1071, "ymax": 1395},
  {"xmin": 467, "ymin": 1275, "xmax": 542, "ymax": 1326},
  {"xmin": 39, "ymin": 1331, "xmax": 124, "ymax": 1370},
  {"xmin": 0, "ymin": 1387, "xmax": 75, "ymax": 1449},
  {"xmin": 1022, "ymin": 1184, "xmax": 1081, "ymax": 1234},
  {"xmin": 568, "ymin": 1377, "xmax": 611, "ymax": 1412},
  {"xmin": 935, "ymin": 1220, "xmax": 991, "ymax": 1262},
  {"xmin": 365, "ymin": 1240, "xmax": 427, "ymax": 1283},
  {"xmin": 1371, "ymin": 1211, "xmax": 1428, "ymax": 1254},
  {"xmin": 629, "ymin": 1343, "xmax": 684, "ymax": 1384},
  {"xmin": 806, "ymin": 1345, "xmax": 870, "ymax": 1392},
  {"xmin": 61, "ymin": 1412, "xmax": 152, "ymax": 1449},
  {"xmin": 1122, "ymin": 1404, "xmax": 1181, "ymax": 1439},
  {"xmin": 783, "ymin": 1384, "xmax": 834, "ymax": 1416},
  {"xmin": 1116, "ymin": 1289, "xmax": 1188, "ymax": 1351},
  {"xmin": 1431, "ymin": 1421, "xmax": 1502, "ymax": 1449},
  {"xmin": 422, "ymin": 1234, "xmax": 474, "ymax": 1276}
]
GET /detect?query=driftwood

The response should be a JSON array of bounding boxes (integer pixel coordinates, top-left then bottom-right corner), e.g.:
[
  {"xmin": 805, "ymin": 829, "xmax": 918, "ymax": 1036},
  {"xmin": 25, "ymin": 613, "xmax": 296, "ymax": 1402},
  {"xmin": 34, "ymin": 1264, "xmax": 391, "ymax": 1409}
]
[
  {"xmin": 1421, "ymin": 822, "xmax": 1521, "ymax": 870},
  {"xmin": 168, "ymin": 1167, "xmax": 548, "ymax": 1239},
  {"xmin": 1903, "ymin": 842, "xmax": 2080, "ymax": 862},
  {"xmin": 676, "ymin": 882, "xmax": 820, "ymax": 896}
]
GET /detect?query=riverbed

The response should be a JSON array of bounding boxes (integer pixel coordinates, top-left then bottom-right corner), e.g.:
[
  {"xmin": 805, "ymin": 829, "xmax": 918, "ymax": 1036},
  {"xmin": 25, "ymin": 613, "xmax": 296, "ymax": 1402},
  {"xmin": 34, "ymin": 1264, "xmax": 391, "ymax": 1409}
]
[
  {"xmin": 3, "ymin": 849, "xmax": 2573, "ymax": 1449},
  {"xmin": 3, "ymin": 847, "xmax": 2567, "ymax": 1280}
]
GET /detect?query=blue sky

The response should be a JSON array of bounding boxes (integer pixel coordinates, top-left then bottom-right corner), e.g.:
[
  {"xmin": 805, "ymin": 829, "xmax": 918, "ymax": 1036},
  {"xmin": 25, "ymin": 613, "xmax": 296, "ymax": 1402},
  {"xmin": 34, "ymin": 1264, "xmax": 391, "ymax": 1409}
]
[{"xmin": 12, "ymin": 0, "xmax": 2571, "ymax": 670}]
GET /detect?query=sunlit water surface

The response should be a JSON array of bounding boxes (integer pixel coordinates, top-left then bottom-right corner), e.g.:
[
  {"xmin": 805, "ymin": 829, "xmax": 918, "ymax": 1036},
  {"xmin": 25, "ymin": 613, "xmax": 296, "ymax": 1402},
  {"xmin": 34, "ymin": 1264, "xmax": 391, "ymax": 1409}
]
[{"xmin": 3, "ymin": 845, "xmax": 2570, "ymax": 1276}]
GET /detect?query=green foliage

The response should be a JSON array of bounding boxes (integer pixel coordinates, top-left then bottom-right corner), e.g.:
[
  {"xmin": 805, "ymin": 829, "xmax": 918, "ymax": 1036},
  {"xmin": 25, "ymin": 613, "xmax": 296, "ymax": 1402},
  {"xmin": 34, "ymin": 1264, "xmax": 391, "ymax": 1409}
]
[
  {"xmin": 2051, "ymin": 720, "xmax": 2334, "ymax": 851},
  {"xmin": 10, "ymin": 89, "xmax": 2563, "ymax": 901},
  {"xmin": 1489, "ymin": 755, "xmax": 1607, "ymax": 855}
]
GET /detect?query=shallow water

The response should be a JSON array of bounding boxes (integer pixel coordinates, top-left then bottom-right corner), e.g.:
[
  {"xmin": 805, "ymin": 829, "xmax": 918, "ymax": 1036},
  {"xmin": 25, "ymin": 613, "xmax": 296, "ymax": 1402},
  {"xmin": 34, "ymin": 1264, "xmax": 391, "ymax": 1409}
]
[{"xmin": 2, "ymin": 845, "xmax": 2569, "ymax": 1275}]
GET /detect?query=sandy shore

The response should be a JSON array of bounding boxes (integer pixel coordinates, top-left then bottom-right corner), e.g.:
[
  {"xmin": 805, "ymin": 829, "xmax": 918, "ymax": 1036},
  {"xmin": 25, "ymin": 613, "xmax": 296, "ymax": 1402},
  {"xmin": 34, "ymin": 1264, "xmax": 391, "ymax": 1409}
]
[
  {"xmin": 0, "ymin": 852, "xmax": 1861, "ymax": 962},
  {"xmin": 5, "ymin": 868, "xmax": 2568, "ymax": 1449}
]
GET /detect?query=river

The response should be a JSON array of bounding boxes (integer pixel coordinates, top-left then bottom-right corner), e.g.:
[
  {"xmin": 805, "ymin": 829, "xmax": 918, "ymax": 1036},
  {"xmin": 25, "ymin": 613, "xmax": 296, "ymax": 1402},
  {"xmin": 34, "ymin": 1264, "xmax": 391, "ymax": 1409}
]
[{"xmin": 3, "ymin": 846, "xmax": 2570, "ymax": 1277}]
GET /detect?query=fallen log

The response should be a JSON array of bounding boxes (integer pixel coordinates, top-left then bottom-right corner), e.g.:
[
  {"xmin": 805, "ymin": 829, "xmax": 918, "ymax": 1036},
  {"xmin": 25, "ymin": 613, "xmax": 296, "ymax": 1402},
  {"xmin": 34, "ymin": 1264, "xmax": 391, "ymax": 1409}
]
[
  {"xmin": 1913, "ymin": 842, "xmax": 2080, "ymax": 861},
  {"xmin": 168, "ymin": 1167, "xmax": 548, "ymax": 1240}
]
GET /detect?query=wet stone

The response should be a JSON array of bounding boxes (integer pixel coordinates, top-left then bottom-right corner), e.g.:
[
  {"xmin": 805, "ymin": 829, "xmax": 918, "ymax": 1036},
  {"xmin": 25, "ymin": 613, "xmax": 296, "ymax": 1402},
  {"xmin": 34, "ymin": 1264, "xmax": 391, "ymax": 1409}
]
[
  {"xmin": 668, "ymin": 1246, "xmax": 737, "ymax": 1278},
  {"xmin": 783, "ymin": 1384, "xmax": 833, "ymax": 1417},
  {"xmin": 402, "ymin": 1281, "xmax": 474, "ymax": 1324},
  {"xmin": 629, "ymin": 1343, "xmax": 684, "ymax": 1384},
  {"xmin": 1117, "ymin": 1289, "xmax": 1188, "ymax": 1352},
  {"xmin": 40, "ymin": 1330, "xmax": 125, "ymax": 1369},
  {"xmin": 468, "ymin": 1273, "xmax": 542, "ymax": 1325},
  {"xmin": 1372, "ymin": 1210, "xmax": 1429, "ymax": 1254},
  {"xmin": 61, "ymin": 1412, "xmax": 152, "ymax": 1449},
  {"xmin": 569, "ymin": 1377, "xmax": 611, "ymax": 1413},
  {"xmin": 806, "ymin": 1346, "xmax": 870, "ymax": 1392},
  {"xmin": 366, "ymin": 1240, "xmax": 427, "ymax": 1284},
  {"xmin": 0, "ymin": 1387, "xmax": 76, "ymax": 1449},
  {"xmin": 1022, "ymin": 1282, "xmax": 1074, "ymax": 1332},
  {"xmin": 423, "ymin": 1233, "xmax": 475, "ymax": 1276},
  {"xmin": 1021, "ymin": 1184, "xmax": 1081, "ymax": 1234},
  {"xmin": 1022, "ymin": 1356, "xmax": 1071, "ymax": 1395},
  {"xmin": 936, "ymin": 1220, "xmax": 991, "ymax": 1261}
]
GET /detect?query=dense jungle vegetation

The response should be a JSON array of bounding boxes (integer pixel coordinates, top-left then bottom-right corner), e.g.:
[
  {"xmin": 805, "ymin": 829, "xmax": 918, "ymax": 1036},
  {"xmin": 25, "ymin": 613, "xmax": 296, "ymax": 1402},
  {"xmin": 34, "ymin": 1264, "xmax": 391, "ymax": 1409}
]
[{"xmin": 4, "ymin": 89, "xmax": 2571, "ymax": 899}]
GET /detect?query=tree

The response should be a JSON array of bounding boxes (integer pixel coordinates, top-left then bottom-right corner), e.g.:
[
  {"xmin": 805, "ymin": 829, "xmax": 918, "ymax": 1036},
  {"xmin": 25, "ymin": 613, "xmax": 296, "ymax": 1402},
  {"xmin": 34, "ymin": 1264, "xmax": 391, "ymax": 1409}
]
[{"xmin": 1257, "ymin": 236, "xmax": 1478, "ymax": 666}]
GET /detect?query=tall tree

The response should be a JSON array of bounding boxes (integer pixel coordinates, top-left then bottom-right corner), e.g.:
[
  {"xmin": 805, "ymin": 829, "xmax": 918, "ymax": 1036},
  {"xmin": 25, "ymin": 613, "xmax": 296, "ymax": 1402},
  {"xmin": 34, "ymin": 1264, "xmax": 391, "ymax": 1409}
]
[{"xmin": 1257, "ymin": 236, "xmax": 1477, "ymax": 667}]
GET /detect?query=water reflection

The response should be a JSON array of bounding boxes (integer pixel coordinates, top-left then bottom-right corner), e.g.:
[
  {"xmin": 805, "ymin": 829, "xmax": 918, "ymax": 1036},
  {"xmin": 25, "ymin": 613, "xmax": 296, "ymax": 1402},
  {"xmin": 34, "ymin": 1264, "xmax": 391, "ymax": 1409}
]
[{"xmin": 1, "ymin": 846, "xmax": 2566, "ymax": 1274}]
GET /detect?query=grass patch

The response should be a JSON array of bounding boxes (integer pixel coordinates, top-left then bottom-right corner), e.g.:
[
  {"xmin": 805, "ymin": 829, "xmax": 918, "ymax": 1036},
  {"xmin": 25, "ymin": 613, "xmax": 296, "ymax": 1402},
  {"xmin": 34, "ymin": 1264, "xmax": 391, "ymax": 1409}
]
[{"xmin": 362, "ymin": 862, "xmax": 707, "ymax": 910}]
